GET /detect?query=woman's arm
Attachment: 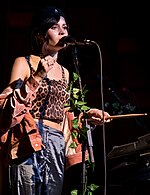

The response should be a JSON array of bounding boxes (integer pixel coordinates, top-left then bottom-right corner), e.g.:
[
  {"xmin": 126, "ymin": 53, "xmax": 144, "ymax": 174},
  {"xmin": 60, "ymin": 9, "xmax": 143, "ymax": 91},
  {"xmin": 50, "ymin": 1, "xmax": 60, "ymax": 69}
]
[{"xmin": 0, "ymin": 57, "xmax": 40, "ymax": 132}]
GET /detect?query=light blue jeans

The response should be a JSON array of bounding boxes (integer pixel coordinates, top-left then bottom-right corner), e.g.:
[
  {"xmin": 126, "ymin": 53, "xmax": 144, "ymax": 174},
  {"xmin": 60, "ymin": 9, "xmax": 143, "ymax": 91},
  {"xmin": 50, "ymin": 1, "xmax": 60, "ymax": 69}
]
[{"xmin": 8, "ymin": 122, "xmax": 65, "ymax": 195}]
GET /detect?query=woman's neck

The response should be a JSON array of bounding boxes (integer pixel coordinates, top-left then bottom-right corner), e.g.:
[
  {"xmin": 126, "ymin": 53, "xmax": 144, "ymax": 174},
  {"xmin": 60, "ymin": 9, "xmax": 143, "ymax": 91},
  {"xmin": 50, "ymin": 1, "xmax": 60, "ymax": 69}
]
[{"xmin": 41, "ymin": 43, "xmax": 58, "ymax": 60}]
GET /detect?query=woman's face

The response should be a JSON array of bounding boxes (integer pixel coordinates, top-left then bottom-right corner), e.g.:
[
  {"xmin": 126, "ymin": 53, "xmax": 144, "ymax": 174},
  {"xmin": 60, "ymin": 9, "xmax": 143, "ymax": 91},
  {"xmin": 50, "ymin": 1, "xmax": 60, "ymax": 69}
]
[{"xmin": 43, "ymin": 16, "xmax": 69, "ymax": 53}]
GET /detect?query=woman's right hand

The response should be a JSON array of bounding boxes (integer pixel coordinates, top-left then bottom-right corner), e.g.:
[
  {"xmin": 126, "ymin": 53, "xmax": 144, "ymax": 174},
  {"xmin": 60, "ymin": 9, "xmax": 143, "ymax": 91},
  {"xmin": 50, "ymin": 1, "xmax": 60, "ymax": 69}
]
[{"xmin": 34, "ymin": 55, "xmax": 55, "ymax": 80}]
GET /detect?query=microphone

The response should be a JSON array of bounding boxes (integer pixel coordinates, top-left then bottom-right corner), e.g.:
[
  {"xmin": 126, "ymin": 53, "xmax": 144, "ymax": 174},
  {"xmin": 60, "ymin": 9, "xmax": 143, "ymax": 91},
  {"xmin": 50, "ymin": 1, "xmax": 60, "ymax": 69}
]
[{"xmin": 57, "ymin": 36, "xmax": 93, "ymax": 47}]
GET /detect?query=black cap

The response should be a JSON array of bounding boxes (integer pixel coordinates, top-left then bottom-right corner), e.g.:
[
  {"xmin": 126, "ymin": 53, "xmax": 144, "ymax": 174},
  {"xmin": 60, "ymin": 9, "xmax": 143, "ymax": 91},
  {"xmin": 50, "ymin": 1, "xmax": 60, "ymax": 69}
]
[{"xmin": 31, "ymin": 6, "xmax": 67, "ymax": 35}]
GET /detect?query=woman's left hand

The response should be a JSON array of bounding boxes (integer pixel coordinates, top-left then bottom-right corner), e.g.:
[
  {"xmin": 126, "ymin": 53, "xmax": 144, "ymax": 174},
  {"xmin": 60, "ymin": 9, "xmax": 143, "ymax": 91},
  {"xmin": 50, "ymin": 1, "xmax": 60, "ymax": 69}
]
[{"xmin": 86, "ymin": 108, "xmax": 111, "ymax": 125}]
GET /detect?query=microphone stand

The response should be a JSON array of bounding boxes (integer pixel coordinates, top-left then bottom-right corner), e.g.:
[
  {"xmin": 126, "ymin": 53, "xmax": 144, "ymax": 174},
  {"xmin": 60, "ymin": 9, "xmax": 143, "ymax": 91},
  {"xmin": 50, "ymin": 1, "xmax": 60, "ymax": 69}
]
[{"xmin": 72, "ymin": 46, "xmax": 95, "ymax": 194}]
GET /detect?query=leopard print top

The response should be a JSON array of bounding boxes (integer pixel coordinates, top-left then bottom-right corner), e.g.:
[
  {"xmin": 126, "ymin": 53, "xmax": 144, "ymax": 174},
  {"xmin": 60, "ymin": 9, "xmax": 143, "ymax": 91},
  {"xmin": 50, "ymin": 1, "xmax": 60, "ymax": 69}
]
[{"xmin": 25, "ymin": 56, "xmax": 70, "ymax": 123}]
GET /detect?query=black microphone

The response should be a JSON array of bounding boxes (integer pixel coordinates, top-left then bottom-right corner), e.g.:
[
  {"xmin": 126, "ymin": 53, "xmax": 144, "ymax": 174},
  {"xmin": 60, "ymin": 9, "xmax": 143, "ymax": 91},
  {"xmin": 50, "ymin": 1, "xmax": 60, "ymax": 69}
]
[{"xmin": 57, "ymin": 36, "xmax": 93, "ymax": 47}]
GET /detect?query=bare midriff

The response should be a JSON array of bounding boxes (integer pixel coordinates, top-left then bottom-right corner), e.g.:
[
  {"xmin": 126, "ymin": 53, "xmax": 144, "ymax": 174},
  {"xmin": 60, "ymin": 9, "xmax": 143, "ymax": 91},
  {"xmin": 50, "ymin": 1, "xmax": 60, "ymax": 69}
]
[{"xmin": 34, "ymin": 118, "xmax": 62, "ymax": 131}]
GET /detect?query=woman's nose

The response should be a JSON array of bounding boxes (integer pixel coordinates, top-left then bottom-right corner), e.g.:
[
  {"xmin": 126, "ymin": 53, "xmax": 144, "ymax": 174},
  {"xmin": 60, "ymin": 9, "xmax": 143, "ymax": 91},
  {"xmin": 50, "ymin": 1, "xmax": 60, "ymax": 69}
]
[{"xmin": 59, "ymin": 27, "xmax": 66, "ymax": 35}]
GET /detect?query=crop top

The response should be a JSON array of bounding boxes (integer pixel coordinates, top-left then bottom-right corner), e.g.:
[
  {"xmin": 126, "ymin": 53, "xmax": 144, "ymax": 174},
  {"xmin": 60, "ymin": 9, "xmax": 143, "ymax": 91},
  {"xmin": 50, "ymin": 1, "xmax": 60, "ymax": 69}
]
[{"xmin": 25, "ymin": 56, "xmax": 70, "ymax": 123}]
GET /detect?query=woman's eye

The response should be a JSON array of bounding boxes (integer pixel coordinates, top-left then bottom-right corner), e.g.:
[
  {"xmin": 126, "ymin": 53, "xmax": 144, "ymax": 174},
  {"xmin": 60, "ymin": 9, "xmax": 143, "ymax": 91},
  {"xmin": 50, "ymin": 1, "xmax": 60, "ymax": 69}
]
[
  {"xmin": 51, "ymin": 26, "xmax": 57, "ymax": 30},
  {"xmin": 63, "ymin": 26, "xmax": 68, "ymax": 30}
]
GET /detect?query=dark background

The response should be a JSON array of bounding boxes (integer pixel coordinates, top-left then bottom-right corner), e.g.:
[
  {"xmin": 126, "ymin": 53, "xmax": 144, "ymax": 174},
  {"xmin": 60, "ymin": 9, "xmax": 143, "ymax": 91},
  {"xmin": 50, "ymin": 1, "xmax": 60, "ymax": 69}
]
[{"xmin": 0, "ymin": 1, "xmax": 150, "ymax": 194}]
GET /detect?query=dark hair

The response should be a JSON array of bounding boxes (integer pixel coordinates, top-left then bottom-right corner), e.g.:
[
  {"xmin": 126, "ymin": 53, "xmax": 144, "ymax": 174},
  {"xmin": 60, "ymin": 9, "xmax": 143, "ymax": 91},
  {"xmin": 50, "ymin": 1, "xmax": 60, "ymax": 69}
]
[{"xmin": 30, "ymin": 6, "xmax": 68, "ymax": 54}]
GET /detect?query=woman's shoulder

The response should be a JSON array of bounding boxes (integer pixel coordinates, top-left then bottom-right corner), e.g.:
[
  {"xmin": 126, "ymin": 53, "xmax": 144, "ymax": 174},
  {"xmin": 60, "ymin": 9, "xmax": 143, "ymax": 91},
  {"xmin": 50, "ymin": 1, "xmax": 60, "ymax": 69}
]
[
  {"xmin": 14, "ymin": 56, "xmax": 31, "ymax": 74},
  {"xmin": 14, "ymin": 56, "xmax": 29, "ymax": 66},
  {"xmin": 10, "ymin": 56, "xmax": 31, "ymax": 83}
]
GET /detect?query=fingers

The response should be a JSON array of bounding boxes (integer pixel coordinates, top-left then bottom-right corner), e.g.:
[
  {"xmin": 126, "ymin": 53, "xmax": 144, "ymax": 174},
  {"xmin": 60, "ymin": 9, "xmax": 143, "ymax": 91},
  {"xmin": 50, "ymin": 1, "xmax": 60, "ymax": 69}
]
[
  {"xmin": 45, "ymin": 56, "xmax": 55, "ymax": 67},
  {"xmin": 95, "ymin": 110, "xmax": 111, "ymax": 123},
  {"xmin": 41, "ymin": 56, "xmax": 55, "ymax": 69},
  {"xmin": 87, "ymin": 108, "xmax": 107, "ymax": 119},
  {"xmin": 35, "ymin": 56, "xmax": 56, "ymax": 79},
  {"xmin": 87, "ymin": 108, "xmax": 112, "ymax": 125}
]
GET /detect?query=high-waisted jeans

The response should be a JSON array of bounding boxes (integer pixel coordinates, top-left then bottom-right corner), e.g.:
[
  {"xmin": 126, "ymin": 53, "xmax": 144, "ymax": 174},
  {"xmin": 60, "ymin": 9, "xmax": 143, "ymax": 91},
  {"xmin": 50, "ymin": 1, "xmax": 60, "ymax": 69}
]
[{"xmin": 8, "ymin": 122, "xmax": 65, "ymax": 195}]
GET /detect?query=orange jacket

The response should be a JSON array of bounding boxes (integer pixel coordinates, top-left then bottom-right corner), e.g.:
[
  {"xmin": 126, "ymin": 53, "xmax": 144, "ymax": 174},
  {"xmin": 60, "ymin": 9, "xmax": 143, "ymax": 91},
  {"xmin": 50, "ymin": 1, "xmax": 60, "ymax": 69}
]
[{"xmin": 0, "ymin": 76, "xmax": 88, "ymax": 169}]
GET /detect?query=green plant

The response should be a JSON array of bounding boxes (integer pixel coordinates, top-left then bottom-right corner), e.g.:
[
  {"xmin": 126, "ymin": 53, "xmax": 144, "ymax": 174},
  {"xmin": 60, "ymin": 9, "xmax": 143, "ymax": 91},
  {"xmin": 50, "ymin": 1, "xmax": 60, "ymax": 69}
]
[
  {"xmin": 65, "ymin": 72, "xmax": 90, "ymax": 145},
  {"xmin": 64, "ymin": 72, "xmax": 99, "ymax": 195},
  {"xmin": 71, "ymin": 183, "xmax": 99, "ymax": 195}
]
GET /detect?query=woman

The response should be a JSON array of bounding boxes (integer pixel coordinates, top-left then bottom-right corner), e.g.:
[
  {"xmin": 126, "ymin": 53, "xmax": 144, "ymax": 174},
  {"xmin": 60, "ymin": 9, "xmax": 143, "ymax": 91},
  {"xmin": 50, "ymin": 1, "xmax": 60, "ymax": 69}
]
[{"xmin": 0, "ymin": 6, "xmax": 111, "ymax": 195}]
